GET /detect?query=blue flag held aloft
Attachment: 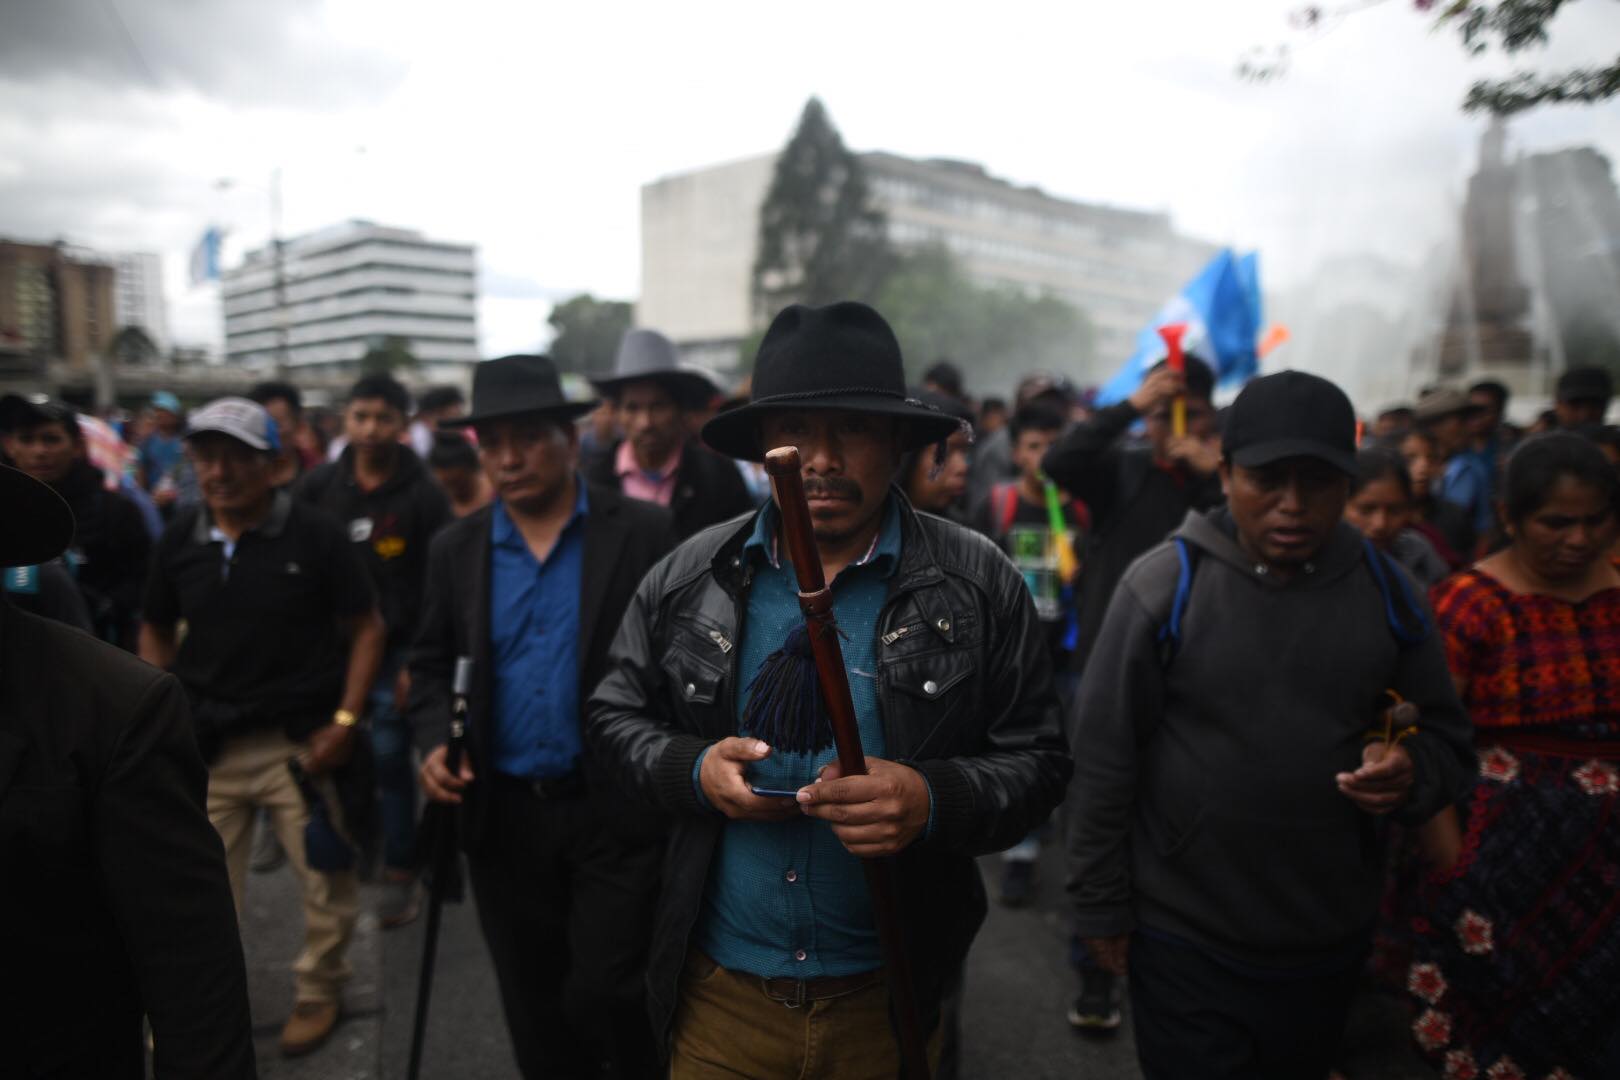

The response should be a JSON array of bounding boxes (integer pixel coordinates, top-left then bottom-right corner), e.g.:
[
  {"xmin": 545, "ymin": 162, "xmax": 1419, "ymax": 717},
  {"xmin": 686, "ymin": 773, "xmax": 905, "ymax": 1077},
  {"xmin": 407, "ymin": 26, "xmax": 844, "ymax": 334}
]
[{"xmin": 1095, "ymin": 249, "xmax": 1263, "ymax": 406}]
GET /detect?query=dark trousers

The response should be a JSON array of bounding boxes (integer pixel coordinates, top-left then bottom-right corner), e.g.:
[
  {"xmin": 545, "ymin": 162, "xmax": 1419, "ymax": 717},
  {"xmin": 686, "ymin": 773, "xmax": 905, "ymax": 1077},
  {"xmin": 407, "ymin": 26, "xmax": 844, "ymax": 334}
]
[
  {"xmin": 1129, "ymin": 932, "xmax": 1362, "ymax": 1080},
  {"xmin": 468, "ymin": 777, "xmax": 661, "ymax": 1080}
]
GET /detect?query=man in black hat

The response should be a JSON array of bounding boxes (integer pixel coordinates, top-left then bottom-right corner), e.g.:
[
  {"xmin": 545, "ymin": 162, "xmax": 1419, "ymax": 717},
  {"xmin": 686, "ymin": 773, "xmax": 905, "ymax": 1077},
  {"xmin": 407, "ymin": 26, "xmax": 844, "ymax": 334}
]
[
  {"xmin": 0, "ymin": 462, "xmax": 254, "ymax": 1077},
  {"xmin": 409, "ymin": 354, "xmax": 677, "ymax": 1079},
  {"xmin": 139, "ymin": 396, "xmax": 386, "ymax": 1058},
  {"xmin": 297, "ymin": 373, "xmax": 452, "ymax": 928},
  {"xmin": 588, "ymin": 301, "xmax": 1072, "ymax": 1077},
  {"xmin": 583, "ymin": 327, "xmax": 754, "ymax": 539},
  {"xmin": 1554, "ymin": 365, "xmax": 1613, "ymax": 429},
  {"xmin": 0, "ymin": 393, "xmax": 151, "ymax": 647},
  {"xmin": 1064, "ymin": 371, "xmax": 1476, "ymax": 1080}
]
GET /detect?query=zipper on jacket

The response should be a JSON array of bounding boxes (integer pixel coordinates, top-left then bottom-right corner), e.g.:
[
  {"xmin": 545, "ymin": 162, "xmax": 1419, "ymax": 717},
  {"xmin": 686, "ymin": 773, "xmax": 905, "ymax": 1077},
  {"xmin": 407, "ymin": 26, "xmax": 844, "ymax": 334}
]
[
  {"xmin": 709, "ymin": 629, "xmax": 733, "ymax": 654},
  {"xmin": 881, "ymin": 622, "xmax": 925, "ymax": 646}
]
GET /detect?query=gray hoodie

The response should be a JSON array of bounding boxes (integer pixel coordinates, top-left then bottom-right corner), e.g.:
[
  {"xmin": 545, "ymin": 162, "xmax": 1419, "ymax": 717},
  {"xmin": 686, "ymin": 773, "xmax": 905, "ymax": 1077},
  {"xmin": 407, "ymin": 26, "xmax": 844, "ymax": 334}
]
[{"xmin": 1065, "ymin": 508, "xmax": 1475, "ymax": 969}]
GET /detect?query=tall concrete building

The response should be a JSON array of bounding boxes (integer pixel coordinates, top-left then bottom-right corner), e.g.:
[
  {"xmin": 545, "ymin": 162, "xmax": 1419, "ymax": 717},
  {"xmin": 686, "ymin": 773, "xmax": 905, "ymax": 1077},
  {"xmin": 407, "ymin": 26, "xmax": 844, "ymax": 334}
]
[
  {"xmin": 223, "ymin": 219, "xmax": 478, "ymax": 376},
  {"xmin": 0, "ymin": 240, "xmax": 117, "ymax": 370},
  {"xmin": 639, "ymin": 151, "xmax": 1219, "ymax": 385},
  {"xmin": 105, "ymin": 251, "xmax": 168, "ymax": 352}
]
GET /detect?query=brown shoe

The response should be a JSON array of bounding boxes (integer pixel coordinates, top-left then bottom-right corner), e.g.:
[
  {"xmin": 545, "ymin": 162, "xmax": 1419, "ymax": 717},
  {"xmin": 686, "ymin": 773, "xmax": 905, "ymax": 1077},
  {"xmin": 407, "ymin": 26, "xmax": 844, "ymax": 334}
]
[{"xmin": 280, "ymin": 1000, "xmax": 340, "ymax": 1057}]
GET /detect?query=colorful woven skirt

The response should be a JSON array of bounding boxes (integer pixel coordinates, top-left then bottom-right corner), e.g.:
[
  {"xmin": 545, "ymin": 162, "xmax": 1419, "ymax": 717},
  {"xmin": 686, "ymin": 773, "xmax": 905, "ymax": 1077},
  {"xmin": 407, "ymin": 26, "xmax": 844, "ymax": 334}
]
[{"xmin": 1404, "ymin": 743, "xmax": 1620, "ymax": 1079}]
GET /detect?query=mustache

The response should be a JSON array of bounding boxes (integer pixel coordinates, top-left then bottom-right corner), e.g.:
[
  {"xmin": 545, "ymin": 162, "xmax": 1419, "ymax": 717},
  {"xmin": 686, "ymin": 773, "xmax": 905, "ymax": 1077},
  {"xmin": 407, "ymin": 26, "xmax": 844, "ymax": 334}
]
[{"xmin": 802, "ymin": 477, "xmax": 862, "ymax": 501}]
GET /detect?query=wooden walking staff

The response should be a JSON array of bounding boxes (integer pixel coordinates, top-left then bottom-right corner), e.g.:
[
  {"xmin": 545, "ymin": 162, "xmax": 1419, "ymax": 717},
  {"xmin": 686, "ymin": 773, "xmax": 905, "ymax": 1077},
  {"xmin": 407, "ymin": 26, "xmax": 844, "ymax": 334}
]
[
  {"xmin": 762, "ymin": 445, "xmax": 932, "ymax": 1080},
  {"xmin": 1158, "ymin": 323, "xmax": 1189, "ymax": 437}
]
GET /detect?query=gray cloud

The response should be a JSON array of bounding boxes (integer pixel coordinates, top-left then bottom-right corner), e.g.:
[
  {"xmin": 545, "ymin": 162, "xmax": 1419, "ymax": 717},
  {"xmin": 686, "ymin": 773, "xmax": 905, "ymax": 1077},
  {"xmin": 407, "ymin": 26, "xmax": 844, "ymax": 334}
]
[{"xmin": 0, "ymin": 0, "xmax": 406, "ymax": 109}]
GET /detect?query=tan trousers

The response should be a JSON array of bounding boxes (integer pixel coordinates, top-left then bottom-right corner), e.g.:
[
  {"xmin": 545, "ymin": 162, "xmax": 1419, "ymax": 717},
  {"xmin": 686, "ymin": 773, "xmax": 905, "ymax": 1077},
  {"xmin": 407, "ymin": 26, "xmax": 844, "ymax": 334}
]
[
  {"xmin": 207, "ymin": 728, "xmax": 358, "ymax": 1005},
  {"xmin": 670, "ymin": 951, "xmax": 940, "ymax": 1079}
]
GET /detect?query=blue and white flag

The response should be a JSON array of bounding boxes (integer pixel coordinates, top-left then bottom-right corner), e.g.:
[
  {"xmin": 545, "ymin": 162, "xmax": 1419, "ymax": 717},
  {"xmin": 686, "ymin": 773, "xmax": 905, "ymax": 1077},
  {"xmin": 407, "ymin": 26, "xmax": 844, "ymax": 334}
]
[
  {"xmin": 1095, "ymin": 249, "xmax": 1263, "ymax": 405},
  {"xmin": 188, "ymin": 226, "xmax": 224, "ymax": 285}
]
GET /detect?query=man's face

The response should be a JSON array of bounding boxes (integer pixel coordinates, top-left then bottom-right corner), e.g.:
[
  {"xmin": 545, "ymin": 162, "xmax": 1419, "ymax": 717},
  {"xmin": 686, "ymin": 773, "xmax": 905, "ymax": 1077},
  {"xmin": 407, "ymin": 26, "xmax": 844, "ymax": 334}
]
[
  {"xmin": 189, "ymin": 433, "xmax": 275, "ymax": 515},
  {"xmin": 616, "ymin": 381, "xmax": 685, "ymax": 468},
  {"xmin": 345, "ymin": 397, "xmax": 407, "ymax": 457},
  {"xmin": 1012, "ymin": 427, "xmax": 1059, "ymax": 484},
  {"xmin": 1424, "ymin": 414, "xmax": 1467, "ymax": 456},
  {"xmin": 1143, "ymin": 396, "xmax": 1217, "ymax": 458},
  {"xmin": 6, "ymin": 420, "xmax": 79, "ymax": 484},
  {"xmin": 759, "ymin": 409, "xmax": 902, "ymax": 548},
  {"xmin": 904, "ymin": 430, "xmax": 971, "ymax": 513},
  {"xmin": 262, "ymin": 398, "xmax": 299, "ymax": 439},
  {"xmin": 1556, "ymin": 398, "xmax": 1608, "ymax": 429},
  {"xmin": 1221, "ymin": 456, "xmax": 1350, "ymax": 568},
  {"xmin": 431, "ymin": 463, "xmax": 477, "ymax": 500},
  {"xmin": 1467, "ymin": 391, "xmax": 1501, "ymax": 437},
  {"xmin": 152, "ymin": 407, "xmax": 182, "ymax": 436},
  {"xmin": 476, "ymin": 414, "xmax": 577, "ymax": 515}
]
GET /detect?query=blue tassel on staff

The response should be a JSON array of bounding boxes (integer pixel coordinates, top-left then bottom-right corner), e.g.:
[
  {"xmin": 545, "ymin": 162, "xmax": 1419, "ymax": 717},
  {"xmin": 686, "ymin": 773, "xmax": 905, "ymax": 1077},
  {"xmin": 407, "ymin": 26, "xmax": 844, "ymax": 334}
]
[{"xmin": 741, "ymin": 623, "xmax": 835, "ymax": 756}]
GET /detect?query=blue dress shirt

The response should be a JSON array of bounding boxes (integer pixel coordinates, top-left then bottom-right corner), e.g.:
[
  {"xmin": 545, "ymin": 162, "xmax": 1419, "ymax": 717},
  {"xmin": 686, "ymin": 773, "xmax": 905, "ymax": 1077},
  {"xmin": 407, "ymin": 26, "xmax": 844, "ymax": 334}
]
[
  {"xmin": 696, "ymin": 498, "xmax": 904, "ymax": 980},
  {"xmin": 1437, "ymin": 453, "xmax": 1493, "ymax": 538},
  {"xmin": 488, "ymin": 484, "xmax": 587, "ymax": 779}
]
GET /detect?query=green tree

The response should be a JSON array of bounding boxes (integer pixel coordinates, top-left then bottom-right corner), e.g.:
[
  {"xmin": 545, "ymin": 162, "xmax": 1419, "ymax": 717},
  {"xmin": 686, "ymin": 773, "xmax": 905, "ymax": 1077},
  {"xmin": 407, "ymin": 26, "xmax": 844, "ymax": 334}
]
[
  {"xmin": 547, "ymin": 293, "xmax": 632, "ymax": 377},
  {"xmin": 752, "ymin": 97, "xmax": 895, "ymax": 320},
  {"xmin": 107, "ymin": 325, "xmax": 160, "ymax": 367},
  {"xmin": 875, "ymin": 245, "xmax": 1096, "ymax": 392},
  {"xmin": 1561, "ymin": 306, "xmax": 1620, "ymax": 379},
  {"xmin": 1441, "ymin": 0, "xmax": 1620, "ymax": 114},
  {"xmin": 358, "ymin": 335, "xmax": 418, "ymax": 375}
]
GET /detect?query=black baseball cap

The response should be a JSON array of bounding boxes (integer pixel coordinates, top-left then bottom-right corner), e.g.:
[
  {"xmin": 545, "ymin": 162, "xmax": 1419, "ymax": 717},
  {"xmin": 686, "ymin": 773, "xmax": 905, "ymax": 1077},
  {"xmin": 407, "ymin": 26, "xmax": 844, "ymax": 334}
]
[
  {"xmin": 1556, "ymin": 366, "xmax": 1613, "ymax": 404},
  {"xmin": 0, "ymin": 393, "xmax": 76, "ymax": 434},
  {"xmin": 1222, "ymin": 371, "xmax": 1357, "ymax": 476}
]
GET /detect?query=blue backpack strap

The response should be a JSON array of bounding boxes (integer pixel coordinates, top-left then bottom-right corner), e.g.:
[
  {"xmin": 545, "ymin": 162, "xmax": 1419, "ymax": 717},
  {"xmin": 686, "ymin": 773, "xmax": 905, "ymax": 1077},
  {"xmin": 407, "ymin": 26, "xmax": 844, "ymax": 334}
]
[
  {"xmin": 1154, "ymin": 538, "xmax": 1196, "ymax": 665},
  {"xmin": 1362, "ymin": 538, "xmax": 1430, "ymax": 648}
]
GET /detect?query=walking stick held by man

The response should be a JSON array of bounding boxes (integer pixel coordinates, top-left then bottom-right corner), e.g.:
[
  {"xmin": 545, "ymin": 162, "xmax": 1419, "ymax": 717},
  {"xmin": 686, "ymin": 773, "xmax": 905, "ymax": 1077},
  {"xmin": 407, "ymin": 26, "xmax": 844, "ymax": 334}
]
[
  {"xmin": 407, "ymin": 655, "xmax": 473, "ymax": 1080},
  {"xmin": 763, "ymin": 445, "xmax": 932, "ymax": 1080}
]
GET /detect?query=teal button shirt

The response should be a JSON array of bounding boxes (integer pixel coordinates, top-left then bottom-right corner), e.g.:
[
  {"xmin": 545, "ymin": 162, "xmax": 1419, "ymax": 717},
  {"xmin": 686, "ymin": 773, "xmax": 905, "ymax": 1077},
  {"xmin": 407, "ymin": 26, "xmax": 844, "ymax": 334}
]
[{"xmin": 696, "ymin": 498, "xmax": 903, "ymax": 979}]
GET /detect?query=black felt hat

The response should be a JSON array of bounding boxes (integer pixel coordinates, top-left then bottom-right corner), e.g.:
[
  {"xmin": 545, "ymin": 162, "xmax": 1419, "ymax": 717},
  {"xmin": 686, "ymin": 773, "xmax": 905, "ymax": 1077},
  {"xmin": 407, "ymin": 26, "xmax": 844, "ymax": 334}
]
[
  {"xmin": 0, "ymin": 463, "xmax": 75, "ymax": 568},
  {"xmin": 441, "ymin": 354, "xmax": 597, "ymax": 429},
  {"xmin": 701, "ymin": 301, "xmax": 963, "ymax": 462}
]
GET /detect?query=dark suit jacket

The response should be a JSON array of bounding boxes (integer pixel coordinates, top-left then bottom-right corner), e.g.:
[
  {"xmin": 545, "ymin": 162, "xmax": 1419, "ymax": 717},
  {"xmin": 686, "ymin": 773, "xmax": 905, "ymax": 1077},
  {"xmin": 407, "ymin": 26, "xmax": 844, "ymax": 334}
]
[
  {"xmin": 407, "ymin": 480, "xmax": 678, "ymax": 850},
  {"xmin": 583, "ymin": 437, "xmax": 755, "ymax": 540},
  {"xmin": 0, "ymin": 600, "xmax": 253, "ymax": 1078}
]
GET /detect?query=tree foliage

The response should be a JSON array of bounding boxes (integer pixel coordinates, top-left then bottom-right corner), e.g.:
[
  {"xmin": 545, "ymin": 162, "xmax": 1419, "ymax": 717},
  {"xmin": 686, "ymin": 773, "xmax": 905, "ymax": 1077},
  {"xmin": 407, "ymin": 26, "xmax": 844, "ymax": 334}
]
[
  {"xmin": 358, "ymin": 335, "xmax": 418, "ymax": 375},
  {"xmin": 547, "ymin": 293, "xmax": 632, "ymax": 376},
  {"xmin": 875, "ymin": 245, "xmax": 1096, "ymax": 392},
  {"xmin": 1438, "ymin": 0, "xmax": 1620, "ymax": 114},
  {"xmin": 751, "ymin": 98, "xmax": 895, "ymax": 319}
]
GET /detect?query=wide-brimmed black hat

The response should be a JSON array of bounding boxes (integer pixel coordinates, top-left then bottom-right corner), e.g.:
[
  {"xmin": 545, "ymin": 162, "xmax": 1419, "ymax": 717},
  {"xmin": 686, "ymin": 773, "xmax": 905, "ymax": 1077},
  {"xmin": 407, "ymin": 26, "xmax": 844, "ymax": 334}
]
[
  {"xmin": 0, "ymin": 463, "xmax": 75, "ymax": 568},
  {"xmin": 701, "ymin": 301, "xmax": 963, "ymax": 462},
  {"xmin": 441, "ymin": 354, "xmax": 597, "ymax": 429},
  {"xmin": 589, "ymin": 329, "xmax": 719, "ymax": 409},
  {"xmin": 1223, "ymin": 370, "xmax": 1357, "ymax": 476}
]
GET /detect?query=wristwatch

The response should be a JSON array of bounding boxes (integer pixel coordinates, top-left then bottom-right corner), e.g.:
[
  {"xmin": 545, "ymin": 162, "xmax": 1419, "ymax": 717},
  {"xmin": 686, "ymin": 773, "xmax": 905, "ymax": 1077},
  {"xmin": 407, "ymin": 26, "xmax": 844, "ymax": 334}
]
[{"xmin": 332, "ymin": 709, "xmax": 359, "ymax": 729}]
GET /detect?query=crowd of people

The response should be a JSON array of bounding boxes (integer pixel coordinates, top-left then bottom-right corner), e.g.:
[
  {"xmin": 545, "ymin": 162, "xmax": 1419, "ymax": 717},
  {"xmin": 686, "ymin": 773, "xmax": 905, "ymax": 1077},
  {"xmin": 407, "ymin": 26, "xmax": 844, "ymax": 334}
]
[{"xmin": 0, "ymin": 304, "xmax": 1615, "ymax": 1079}]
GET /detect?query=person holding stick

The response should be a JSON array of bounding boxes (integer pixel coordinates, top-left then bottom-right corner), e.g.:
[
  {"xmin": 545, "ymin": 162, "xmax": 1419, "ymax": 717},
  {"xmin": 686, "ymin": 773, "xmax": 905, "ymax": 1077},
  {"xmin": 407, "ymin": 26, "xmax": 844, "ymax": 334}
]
[
  {"xmin": 408, "ymin": 354, "xmax": 677, "ymax": 1079},
  {"xmin": 588, "ymin": 300, "xmax": 1072, "ymax": 1078}
]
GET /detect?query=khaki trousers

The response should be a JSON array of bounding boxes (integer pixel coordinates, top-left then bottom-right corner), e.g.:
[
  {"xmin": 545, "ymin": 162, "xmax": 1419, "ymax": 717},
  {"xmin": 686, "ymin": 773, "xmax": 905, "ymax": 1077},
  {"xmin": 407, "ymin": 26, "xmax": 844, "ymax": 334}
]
[
  {"xmin": 670, "ymin": 951, "xmax": 940, "ymax": 1080},
  {"xmin": 207, "ymin": 728, "xmax": 358, "ymax": 1005}
]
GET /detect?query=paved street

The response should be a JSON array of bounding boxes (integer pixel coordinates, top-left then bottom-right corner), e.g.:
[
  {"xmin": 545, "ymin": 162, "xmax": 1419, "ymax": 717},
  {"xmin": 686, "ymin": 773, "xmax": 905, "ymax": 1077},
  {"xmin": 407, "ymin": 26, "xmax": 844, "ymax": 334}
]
[{"xmin": 235, "ymin": 841, "xmax": 1432, "ymax": 1079}]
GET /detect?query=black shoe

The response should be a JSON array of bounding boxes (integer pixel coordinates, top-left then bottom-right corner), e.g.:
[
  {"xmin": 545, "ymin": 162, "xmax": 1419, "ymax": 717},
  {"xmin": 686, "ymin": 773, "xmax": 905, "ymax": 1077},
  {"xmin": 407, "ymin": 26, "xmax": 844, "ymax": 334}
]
[
  {"xmin": 1066, "ymin": 970, "xmax": 1123, "ymax": 1034},
  {"xmin": 998, "ymin": 860, "xmax": 1035, "ymax": 907}
]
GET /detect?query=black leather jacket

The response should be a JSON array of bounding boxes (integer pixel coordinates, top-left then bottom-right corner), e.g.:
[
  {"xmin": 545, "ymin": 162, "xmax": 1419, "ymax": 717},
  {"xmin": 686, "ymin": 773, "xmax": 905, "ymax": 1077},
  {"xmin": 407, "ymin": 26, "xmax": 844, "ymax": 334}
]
[{"xmin": 586, "ymin": 490, "xmax": 1072, "ymax": 1047}]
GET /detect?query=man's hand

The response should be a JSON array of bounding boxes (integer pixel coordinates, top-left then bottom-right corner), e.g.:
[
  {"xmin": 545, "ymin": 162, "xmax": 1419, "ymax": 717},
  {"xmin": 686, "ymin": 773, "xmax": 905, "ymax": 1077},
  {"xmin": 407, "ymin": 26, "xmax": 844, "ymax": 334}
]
[
  {"xmin": 700, "ymin": 737, "xmax": 800, "ymax": 822},
  {"xmin": 302, "ymin": 723, "xmax": 355, "ymax": 775},
  {"xmin": 420, "ymin": 743, "xmax": 476, "ymax": 805},
  {"xmin": 1085, "ymin": 935, "xmax": 1131, "ymax": 976},
  {"xmin": 795, "ymin": 757, "xmax": 931, "ymax": 858},
  {"xmin": 1336, "ymin": 742, "xmax": 1414, "ymax": 814},
  {"xmin": 1127, "ymin": 367, "xmax": 1186, "ymax": 415},
  {"xmin": 1164, "ymin": 434, "xmax": 1221, "ymax": 477}
]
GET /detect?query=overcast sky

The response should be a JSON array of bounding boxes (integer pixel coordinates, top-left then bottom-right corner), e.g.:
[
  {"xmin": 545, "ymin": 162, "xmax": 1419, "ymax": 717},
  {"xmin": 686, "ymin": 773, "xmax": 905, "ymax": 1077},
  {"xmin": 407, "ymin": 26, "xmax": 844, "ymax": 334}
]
[{"xmin": 2, "ymin": 0, "xmax": 1617, "ymax": 362}]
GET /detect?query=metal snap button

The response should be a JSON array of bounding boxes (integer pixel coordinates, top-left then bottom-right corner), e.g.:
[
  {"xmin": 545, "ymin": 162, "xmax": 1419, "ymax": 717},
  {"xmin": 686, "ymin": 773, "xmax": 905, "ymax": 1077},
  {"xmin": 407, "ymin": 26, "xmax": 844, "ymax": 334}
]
[
  {"xmin": 684, "ymin": 682, "xmax": 697, "ymax": 699},
  {"xmin": 793, "ymin": 949, "xmax": 807, "ymax": 962},
  {"xmin": 936, "ymin": 618, "xmax": 951, "ymax": 633},
  {"xmin": 785, "ymin": 869, "xmax": 798, "ymax": 883},
  {"xmin": 923, "ymin": 679, "xmax": 939, "ymax": 695}
]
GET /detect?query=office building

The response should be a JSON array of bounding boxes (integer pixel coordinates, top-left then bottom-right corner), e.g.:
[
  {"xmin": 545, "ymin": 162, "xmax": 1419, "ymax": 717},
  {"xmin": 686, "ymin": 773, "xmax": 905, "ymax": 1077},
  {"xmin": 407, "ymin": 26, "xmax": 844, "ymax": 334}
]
[
  {"xmin": 222, "ymin": 219, "xmax": 478, "ymax": 376},
  {"xmin": 0, "ymin": 240, "xmax": 117, "ymax": 370}
]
